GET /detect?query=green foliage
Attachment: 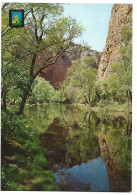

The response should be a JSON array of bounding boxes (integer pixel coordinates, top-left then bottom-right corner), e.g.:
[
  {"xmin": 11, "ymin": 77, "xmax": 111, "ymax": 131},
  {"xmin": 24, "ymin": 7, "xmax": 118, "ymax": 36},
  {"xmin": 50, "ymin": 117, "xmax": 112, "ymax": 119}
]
[
  {"xmin": 108, "ymin": 15, "xmax": 132, "ymax": 108},
  {"xmin": 1, "ymin": 3, "xmax": 132, "ymax": 190},
  {"xmin": 25, "ymin": 104, "xmax": 100, "ymax": 163},
  {"xmin": 2, "ymin": 3, "xmax": 83, "ymax": 113},
  {"xmin": 1, "ymin": 111, "xmax": 59, "ymax": 191},
  {"xmin": 62, "ymin": 56, "xmax": 97, "ymax": 105},
  {"xmin": 24, "ymin": 104, "xmax": 67, "ymax": 133},
  {"xmin": 30, "ymin": 77, "xmax": 55, "ymax": 103},
  {"xmin": 92, "ymin": 12, "xmax": 132, "ymax": 110},
  {"xmin": 25, "ymin": 104, "xmax": 131, "ymax": 178},
  {"xmin": 96, "ymin": 112, "xmax": 132, "ymax": 171},
  {"xmin": 28, "ymin": 77, "xmax": 66, "ymax": 104},
  {"xmin": 2, "ymin": 164, "xmax": 19, "ymax": 191},
  {"xmin": 1, "ymin": 14, "xmax": 34, "ymax": 109}
]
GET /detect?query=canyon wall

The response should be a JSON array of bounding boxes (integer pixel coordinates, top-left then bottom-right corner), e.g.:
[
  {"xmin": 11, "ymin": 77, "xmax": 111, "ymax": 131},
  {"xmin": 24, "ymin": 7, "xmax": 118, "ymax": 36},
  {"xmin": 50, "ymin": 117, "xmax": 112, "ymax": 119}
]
[
  {"xmin": 98, "ymin": 4, "xmax": 132, "ymax": 79},
  {"xmin": 38, "ymin": 4, "xmax": 133, "ymax": 88},
  {"xmin": 40, "ymin": 49, "xmax": 101, "ymax": 89}
]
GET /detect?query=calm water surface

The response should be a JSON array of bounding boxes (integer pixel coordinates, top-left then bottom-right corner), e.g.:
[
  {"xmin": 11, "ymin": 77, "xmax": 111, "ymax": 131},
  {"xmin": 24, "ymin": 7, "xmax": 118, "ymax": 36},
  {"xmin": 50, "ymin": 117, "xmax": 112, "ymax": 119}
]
[{"xmin": 25, "ymin": 104, "xmax": 132, "ymax": 192}]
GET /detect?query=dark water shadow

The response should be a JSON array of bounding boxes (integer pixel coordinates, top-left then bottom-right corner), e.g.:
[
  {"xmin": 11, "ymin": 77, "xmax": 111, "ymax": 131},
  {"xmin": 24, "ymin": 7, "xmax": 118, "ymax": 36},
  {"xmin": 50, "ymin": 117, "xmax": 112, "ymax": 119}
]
[{"xmin": 25, "ymin": 104, "xmax": 132, "ymax": 192}]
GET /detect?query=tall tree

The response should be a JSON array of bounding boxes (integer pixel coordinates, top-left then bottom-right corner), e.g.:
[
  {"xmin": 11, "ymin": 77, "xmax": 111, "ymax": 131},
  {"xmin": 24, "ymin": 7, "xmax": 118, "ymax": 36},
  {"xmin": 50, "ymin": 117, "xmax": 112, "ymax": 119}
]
[
  {"xmin": 2, "ymin": 3, "xmax": 83, "ymax": 114},
  {"xmin": 63, "ymin": 56, "xmax": 97, "ymax": 105}
]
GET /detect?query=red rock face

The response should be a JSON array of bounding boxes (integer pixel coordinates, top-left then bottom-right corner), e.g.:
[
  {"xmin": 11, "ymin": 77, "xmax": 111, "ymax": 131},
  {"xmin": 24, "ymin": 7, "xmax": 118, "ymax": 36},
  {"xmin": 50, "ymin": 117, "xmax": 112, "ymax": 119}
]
[
  {"xmin": 98, "ymin": 4, "xmax": 132, "ymax": 79},
  {"xmin": 36, "ymin": 49, "xmax": 101, "ymax": 89},
  {"xmin": 40, "ymin": 54, "xmax": 72, "ymax": 89}
]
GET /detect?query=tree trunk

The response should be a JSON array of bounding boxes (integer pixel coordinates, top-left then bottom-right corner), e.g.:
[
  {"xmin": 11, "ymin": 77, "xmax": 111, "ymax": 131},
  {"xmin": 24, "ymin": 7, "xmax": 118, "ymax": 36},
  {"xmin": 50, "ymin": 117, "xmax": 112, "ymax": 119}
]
[
  {"xmin": 18, "ymin": 78, "xmax": 34, "ymax": 115},
  {"xmin": 88, "ymin": 112, "xmax": 91, "ymax": 130},
  {"xmin": 13, "ymin": 99, "xmax": 16, "ymax": 105},
  {"xmin": 126, "ymin": 90, "xmax": 129, "ymax": 109},
  {"xmin": 3, "ymin": 91, "xmax": 7, "ymax": 111},
  {"xmin": 128, "ymin": 90, "xmax": 132, "ymax": 102},
  {"xmin": 88, "ymin": 92, "xmax": 91, "ymax": 105},
  {"xmin": 18, "ymin": 92, "xmax": 28, "ymax": 115},
  {"xmin": 84, "ymin": 96, "xmax": 88, "ymax": 104}
]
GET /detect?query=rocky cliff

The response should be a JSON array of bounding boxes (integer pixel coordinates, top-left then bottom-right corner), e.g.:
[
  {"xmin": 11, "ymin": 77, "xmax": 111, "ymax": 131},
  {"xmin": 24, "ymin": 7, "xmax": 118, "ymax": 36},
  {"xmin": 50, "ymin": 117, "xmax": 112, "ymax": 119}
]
[
  {"xmin": 40, "ymin": 49, "xmax": 101, "ymax": 89},
  {"xmin": 98, "ymin": 4, "xmax": 132, "ymax": 79}
]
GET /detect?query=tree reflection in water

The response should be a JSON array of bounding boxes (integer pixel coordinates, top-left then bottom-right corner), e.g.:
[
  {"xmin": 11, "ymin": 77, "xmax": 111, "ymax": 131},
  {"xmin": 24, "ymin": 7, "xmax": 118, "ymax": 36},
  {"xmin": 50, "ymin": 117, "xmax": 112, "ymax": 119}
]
[{"xmin": 25, "ymin": 104, "xmax": 132, "ymax": 192}]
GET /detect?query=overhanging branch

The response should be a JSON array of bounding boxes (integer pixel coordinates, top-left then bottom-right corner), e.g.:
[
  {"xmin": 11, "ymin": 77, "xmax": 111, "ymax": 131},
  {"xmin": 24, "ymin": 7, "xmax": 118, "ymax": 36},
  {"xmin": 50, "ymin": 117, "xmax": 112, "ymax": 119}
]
[
  {"xmin": 33, "ymin": 46, "xmax": 70, "ymax": 79},
  {"xmin": 107, "ymin": 70, "xmax": 121, "ymax": 77}
]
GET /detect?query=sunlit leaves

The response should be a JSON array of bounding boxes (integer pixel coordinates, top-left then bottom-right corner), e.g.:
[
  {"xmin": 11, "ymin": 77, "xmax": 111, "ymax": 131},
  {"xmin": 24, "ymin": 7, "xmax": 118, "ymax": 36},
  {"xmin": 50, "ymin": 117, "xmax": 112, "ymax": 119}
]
[
  {"xmin": 30, "ymin": 77, "xmax": 65, "ymax": 103},
  {"xmin": 2, "ymin": 3, "xmax": 83, "ymax": 111},
  {"xmin": 62, "ymin": 55, "xmax": 97, "ymax": 104}
]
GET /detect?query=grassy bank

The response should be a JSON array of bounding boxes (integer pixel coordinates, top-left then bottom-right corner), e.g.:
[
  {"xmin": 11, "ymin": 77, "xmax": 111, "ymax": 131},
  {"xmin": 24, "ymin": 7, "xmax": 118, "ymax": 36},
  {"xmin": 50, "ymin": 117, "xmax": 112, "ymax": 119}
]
[
  {"xmin": 69, "ymin": 102, "xmax": 132, "ymax": 114},
  {"xmin": 1, "ymin": 111, "xmax": 59, "ymax": 191},
  {"xmin": 91, "ymin": 103, "xmax": 132, "ymax": 113}
]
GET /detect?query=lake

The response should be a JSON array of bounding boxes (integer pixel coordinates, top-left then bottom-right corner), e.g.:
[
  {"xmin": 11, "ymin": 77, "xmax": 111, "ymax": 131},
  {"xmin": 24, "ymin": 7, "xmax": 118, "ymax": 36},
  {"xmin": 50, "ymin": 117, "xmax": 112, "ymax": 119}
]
[{"xmin": 24, "ymin": 104, "xmax": 132, "ymax": 192}]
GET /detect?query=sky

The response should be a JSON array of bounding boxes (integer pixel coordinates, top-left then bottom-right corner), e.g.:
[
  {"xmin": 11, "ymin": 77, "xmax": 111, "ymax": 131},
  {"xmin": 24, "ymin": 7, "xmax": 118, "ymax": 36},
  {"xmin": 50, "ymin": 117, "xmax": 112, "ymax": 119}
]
[{"xmin": 63, "ymin": 4, "xmax": 113, "ymax": 52}]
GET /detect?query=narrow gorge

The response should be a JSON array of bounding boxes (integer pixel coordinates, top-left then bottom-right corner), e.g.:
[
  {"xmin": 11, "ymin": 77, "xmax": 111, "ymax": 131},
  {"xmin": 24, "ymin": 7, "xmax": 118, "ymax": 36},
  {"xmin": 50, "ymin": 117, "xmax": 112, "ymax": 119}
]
[
  {"xmin": 98, "ymin": 4, "xmax": 132, "ymax": 79},
  {"xmin": 1, "ymin": 3, "xmax": 132, "ymax": 192}
]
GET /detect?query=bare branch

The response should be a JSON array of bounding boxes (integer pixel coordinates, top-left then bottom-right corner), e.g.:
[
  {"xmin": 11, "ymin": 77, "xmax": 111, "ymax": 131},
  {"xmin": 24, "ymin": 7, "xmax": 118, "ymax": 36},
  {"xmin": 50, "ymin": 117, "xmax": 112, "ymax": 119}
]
[
  {"xmin": 2, "ymin": 3, "xmax": 9, "ymax": 10},
  {"xmin": 25, "ymin": 37, "xmax": 72, "ymax": 56},
  {"xmin": 31, "ymin": 8, "xmax": 38, "ymax": 41},
  {"xmin": 108, "ymin": 70, "xmax": 121, "ymax": 77},
  {"xmin": 2, "ymin": 24, "xmax": 9, "ymax": 33},
  {"xmin": 24, "ymin": 10, "xmax": 31, "ymax": 20},
  {"xmin": 39, "ymin": 8, "xmax": 45, "ymax": 41},
  {"xmin": 33, "ymin": 46, "xmax": 70, "ymax": 79},
  {"xmin": 2, "ymin": 28, "xmax": 13, "ymax": 37},
  {"xmin": 24, "ymin": 6, "xmax": 42, "ymax": 20}
]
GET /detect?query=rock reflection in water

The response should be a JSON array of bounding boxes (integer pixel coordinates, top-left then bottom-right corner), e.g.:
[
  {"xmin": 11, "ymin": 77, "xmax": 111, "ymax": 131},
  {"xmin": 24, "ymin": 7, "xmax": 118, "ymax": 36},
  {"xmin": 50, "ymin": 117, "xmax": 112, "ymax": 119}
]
[
  {"xmin": 39, "ymin": 118, "xmax": 100, "ymax": 171},
  {"xmin": 25, "ymin": 104, "xmax": 132, "ymax": 192}
]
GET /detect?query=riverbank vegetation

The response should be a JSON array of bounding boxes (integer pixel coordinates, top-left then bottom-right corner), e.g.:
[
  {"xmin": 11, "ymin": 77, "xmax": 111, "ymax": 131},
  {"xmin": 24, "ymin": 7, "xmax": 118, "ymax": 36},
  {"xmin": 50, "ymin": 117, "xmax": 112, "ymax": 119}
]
[
  {"xmin": 61, "ymin": 12, "xmax": 132, "ymax": 111},
  {"xmin": 2, "ymin": 4, "xmax": 132, "ymax": 112},
  {"xmin": 2, "ymin": 111, "xmax": 59, "ymax": 191},
  {"xmin": 1, "ymin": 3, "xmax": 83, "ymax": 190},
  {"xmin": 26, "ymin": 13, "xmax": 132, "ymax": 111},
  {"xmin": 1, "ymin": 2, "xmax": 132, "ymax": 191},
  {"xmin": 25, "ymin": 104, "xmax": 131, "ymax": 191}
]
